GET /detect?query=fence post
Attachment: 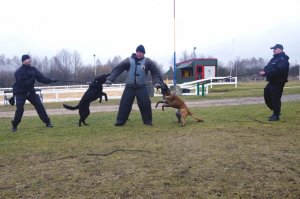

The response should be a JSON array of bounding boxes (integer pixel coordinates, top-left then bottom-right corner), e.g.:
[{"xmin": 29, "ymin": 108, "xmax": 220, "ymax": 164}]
[
  {"xmin": 197, "ymin": 83, "xmax": 200, "ymax": 96},
  {"xmin": 202, "ymin": 83, "xmax": 205, "ymax": 96},
  {"xmin": 235, "ymin": 77, "xmax": 238, "ymax": 88}
]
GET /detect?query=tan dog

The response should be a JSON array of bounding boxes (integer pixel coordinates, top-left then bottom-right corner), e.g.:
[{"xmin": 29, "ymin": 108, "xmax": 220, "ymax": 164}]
[{"xmin": 155, "ymin": 83, "xmax": 203, "ymax": 126}]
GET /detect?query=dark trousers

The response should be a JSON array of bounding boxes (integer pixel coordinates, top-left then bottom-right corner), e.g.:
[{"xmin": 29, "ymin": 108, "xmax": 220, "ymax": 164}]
[
  {"xmin": 12, "ymin": 91, "xmax": 50, "ymax": 127},
  {"xmin": 264, "ymin": 82, "xmax": 285, "ymax": 116},
  {"xmin": 116, "ymin": 86, "xmax": 152, "ymax": 124}
]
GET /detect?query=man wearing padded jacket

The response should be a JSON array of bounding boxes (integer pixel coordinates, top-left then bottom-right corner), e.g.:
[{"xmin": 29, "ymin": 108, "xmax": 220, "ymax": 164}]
[
  {"xmin": 259, "ymin": 44, "xmax": 290, "ymax": 121},
  {"xmin": 11, "ymin": 54, "xmax": 57, "ymax": 132},
  {"xmin": 106, "ymin": 45, "xmax": 164, "ymax": 126}
]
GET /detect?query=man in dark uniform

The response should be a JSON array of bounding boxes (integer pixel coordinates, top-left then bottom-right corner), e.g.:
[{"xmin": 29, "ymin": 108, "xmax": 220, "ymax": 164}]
[
  {"xmin": 106, "ymin": 45, "xmax": 164, "ymax": 126},
  {"xmin": 259, "ymin": 44, "xmax": 289, "ymax": 121},
  {"xmin": 11, "ymin": 54, "xmax": 57, "ymax": 132}
]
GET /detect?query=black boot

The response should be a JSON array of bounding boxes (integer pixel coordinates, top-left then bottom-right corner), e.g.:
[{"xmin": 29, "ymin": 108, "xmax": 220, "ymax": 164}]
[
  {"xmin": 11, "ymin": 120, "xmax": 17, "ymax": 132},
  {"xmin": 269, "ymin": 115, "xmax": 280, "ymax": 121},
  {"xmin": 46, "ymin": 123, "xmax": 53, "ymax": 128}
]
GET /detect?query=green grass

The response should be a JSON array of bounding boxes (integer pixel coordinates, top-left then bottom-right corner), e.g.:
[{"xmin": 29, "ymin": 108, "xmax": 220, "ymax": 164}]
[{"xmin": 1, "ymin": 101, "xmax": 300, "ymax": 198}]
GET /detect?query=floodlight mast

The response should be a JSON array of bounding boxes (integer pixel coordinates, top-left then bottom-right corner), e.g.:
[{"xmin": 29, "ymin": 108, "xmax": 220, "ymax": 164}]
[{"xmin": 173, "ymin": 0, "xmax": 177, "ymax": 87}]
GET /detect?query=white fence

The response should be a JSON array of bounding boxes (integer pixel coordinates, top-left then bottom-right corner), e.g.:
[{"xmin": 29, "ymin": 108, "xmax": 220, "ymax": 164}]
[
  {"xmin": 175, "ymin": 76, "xmax": 237, "ymax": 96},
  {"xmin": 0, "ymin": 84, "xmax": 126, "ymax": 105},
  {"xmin": 0, "ymin": 77, "xmax": 237, "ymax": 105}
]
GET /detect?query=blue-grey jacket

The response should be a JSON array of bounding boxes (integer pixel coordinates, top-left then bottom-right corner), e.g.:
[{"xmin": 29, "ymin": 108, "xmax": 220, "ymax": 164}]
[
  {"xmin": 264, "ymin": 52, "xmax": 289, "ymax": 83},
  {"xmin": 13, "ymin": 64, "xmax": 52, "ymax": 95},
  {"xmin": 106, "ymin": 53, "xmax": 163, "ymax": 87}
]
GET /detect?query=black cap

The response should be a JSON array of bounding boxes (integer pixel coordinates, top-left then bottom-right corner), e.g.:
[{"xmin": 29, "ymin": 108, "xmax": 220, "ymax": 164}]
[
  {"xmin": 270, "ymin": 44, "xmax": 283, "ymax": 50},
  {"xmin": 136, "ymin": 45, "xmax": 145, "ymax": 54},
  {"xmin": 21, "ymin": 54, "xmax": 31, "ymax": 62}
]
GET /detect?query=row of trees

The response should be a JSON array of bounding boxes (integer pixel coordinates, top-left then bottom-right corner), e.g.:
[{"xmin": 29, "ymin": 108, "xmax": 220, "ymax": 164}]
[{"xmin": 0, "ymin": 49, "xmax": 299, "ymax": 88}]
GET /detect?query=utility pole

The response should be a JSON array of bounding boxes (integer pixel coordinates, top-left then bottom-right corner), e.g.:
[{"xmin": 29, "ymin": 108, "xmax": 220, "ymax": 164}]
[
  {"xmin": 93, "ymin": 54, "xmax": 96, "ymax": 76},
  {"xmin": 230, "ymin": 38, "xmax": 234, "ymax": 77},
  {"xmin": 193, "ymin": 47, "xmax": 197, "ymax": 59},
  {"xmin": 173, "ymin": 0, "xmax": 177, "ymax": 86},
  {"xmin": 297, "ymin": 61, "xmax": 300, "ymax": 81}
]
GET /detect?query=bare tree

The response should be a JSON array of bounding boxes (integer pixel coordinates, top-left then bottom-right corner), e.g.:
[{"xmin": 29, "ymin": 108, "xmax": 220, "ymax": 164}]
[
  {"xmin": 164, "ymin": 66, "xmax": 174, "ymax": 80},
  {"xmin": 216, "ymin": 62, "xmax": 230, "ymax": 76},
  {"xmin": 47, "ymin": 49, "xmax": 76, "ymax": 81},
  {"xmin": 9, "ymin": 56, "xmax": 21, "ymax": 71},
  {"xmin": 179, "ymin": 50, "xmax": 190, "ymax": 62},
  {"xmin": 40, "ymin": 56, "xmax": 50, "ymax": 74},
  {"xmin": 0, "ymin": 54, "xmax": 6, "ymax": 69},
  {"xmin": 71, "ymin": 50, "xmax": 82, "ymax": 80},
  {"xmin": 76, "ymin": 66, "xmax": 95, "ymax": 83}
]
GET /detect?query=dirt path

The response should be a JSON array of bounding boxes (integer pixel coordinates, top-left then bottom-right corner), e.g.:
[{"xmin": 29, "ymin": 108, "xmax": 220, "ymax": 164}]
[{"xmin": 1, "ymin": 94, "xmax": 300, "ymax": 118}]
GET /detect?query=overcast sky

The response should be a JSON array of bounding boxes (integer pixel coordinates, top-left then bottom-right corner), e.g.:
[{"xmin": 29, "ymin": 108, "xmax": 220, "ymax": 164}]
[{"xmin": 1, "ymin": 0, "xmax": 299, "ymax": 70}]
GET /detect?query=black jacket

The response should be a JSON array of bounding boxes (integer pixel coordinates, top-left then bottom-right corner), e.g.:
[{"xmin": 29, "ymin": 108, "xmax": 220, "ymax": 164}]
[
  {"xmin": 264, "ymin": 52, "xmax": 289, "ymax": 83},
  {"xmin": 13, "ymin": 64, "xmax": 52, "ymax": 95}
]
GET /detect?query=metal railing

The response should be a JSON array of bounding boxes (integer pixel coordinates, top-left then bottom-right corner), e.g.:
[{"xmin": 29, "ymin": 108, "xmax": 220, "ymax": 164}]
[{"xmin": 176, "ymin": 76, "xmax": 237, "ymax": 96}]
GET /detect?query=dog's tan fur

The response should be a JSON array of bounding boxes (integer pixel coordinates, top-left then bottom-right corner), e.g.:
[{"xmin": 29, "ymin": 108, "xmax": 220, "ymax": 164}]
[{"xmin": 155, "ymin": 84, "xmax": 203, "ymax": 126}]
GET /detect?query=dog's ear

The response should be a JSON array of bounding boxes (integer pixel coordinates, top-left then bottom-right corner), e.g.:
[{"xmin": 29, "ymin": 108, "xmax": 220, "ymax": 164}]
[{"xmin": 162, "ymin": 83, "xmax": 169, "ymax": 90}]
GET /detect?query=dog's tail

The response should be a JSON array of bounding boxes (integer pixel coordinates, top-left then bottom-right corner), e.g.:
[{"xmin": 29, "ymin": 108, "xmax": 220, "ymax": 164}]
[
  {"xmin": 63, "ymin": 104, "xmax": 79, "ymax": 110},
  {"xmin": 188, "ymin": 111, "xmax": 204, "ymax": 122}
]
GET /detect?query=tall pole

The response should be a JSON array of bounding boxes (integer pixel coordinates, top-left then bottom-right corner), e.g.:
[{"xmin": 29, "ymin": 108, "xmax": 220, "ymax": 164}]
[
  {"xmin": 230, "ymin": 38, "xmax": 234, "ymax": 77},
  {"xmin": 193, "ymin": 47, "xmax": 197, "ymax": 59},
  {"xmin": 235, "ymin": 59, "xmax": 238, "ymax": 77},
  {"xmin": 93, "ymin": 54, "xmax": 96, "ymax": 76},
  {"xmin": 173, "ymin": 0, "xmax": 177, "ymax": 86},
  {"xmin": 297, "ymin": 61, "xmax": 300, "ymax": 81}
]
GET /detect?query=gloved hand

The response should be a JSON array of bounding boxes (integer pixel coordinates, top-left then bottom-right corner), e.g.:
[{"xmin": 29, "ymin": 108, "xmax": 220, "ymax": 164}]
[
  {"xmin": 51, "ymin": 79, "xmax": 58, "ymax": 83},
  {"xmin": 8, "ymin": 96, "xmax": 15, "ymax": 106},
  {"xmin": 154, "ymin": 83, "xmax": 161, "ymax": 90},
  {"xmin": 106, "ymin": 80, "xmax": 112, "ymax": 87}
]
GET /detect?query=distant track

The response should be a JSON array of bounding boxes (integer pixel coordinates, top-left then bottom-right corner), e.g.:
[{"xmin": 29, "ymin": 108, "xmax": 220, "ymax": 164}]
[{"xmin": 1, "ymin": 94, "xmax": 299, "ymax": 118}]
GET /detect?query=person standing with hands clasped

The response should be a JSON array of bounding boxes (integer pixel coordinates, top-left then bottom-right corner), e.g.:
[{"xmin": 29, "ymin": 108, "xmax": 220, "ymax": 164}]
[
  {"xmin": 106, "ymin": 45, "xmax": 164, "ymax": 126},
  {"xmin": 259, "ymin": 44, "xmax": 289, "ymax": 121},
  {"xmin": 11, "ymin": 55, "xmax": 57, "ymax": 132}
]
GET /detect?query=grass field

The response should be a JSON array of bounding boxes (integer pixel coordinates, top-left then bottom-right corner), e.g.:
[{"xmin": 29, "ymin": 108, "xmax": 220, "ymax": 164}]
[{"xmin": 0, "ymin": 82, "xmax": 300, "ymax": 198}]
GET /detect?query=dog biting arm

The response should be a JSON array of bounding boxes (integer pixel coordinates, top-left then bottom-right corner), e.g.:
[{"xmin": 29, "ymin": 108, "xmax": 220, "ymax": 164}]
[{"xmin": 145, "ymin": 58, "xmax": 164, "ymax": 88}]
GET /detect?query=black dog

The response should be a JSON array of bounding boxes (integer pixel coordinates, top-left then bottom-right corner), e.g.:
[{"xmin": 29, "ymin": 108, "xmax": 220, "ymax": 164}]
[{"xmin": 63, "ymin": 74, "xmax": 109, "ymax": 126}]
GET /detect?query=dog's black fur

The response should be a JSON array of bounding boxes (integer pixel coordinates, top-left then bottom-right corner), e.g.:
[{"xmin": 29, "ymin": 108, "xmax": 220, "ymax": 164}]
[{"xmin": 63, "ymin": 74, "xmax": 109, "ymax": 126}]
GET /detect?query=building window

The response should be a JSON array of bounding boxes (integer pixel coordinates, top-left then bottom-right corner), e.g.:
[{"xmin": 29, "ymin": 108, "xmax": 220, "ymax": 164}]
[{"xmin": 181, "ymin": 67, "xmax": 193, "ymax": 78}]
